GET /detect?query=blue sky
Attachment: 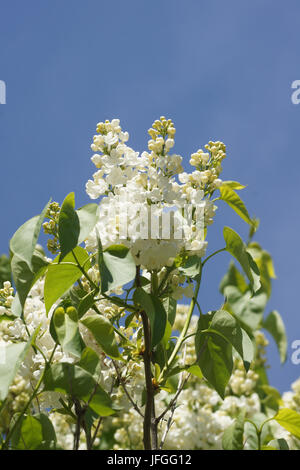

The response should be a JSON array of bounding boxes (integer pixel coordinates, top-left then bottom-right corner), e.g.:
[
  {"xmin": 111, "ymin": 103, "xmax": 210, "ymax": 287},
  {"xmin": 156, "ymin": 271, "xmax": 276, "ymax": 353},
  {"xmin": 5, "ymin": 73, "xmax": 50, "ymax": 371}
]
[{"xmin": 1, "ymin": 0, "xmax": 300, "ymax": 392}]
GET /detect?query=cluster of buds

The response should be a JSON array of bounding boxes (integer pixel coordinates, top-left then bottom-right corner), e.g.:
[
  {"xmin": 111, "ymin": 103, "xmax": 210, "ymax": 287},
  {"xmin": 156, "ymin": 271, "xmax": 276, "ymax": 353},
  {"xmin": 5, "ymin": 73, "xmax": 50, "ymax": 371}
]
[
  {"xmin": 53, "ymin": 305, "xmax": 78, "ymax": 325},
  {"xmin": 43, "ymin": 201, "xmax": 60, "ymax": 255},
  {"xmin": 0, "ymin": 280, "xmax": 14, "ymax": 315},
  {"xmin": 91, "ymin": 119, "xmax": 128, "ymax": 156},
  {"xmin": 181, "ymin": 140, "xmax": 227, "ymax": 195},
  {"xmin": 253, "ymin": 331, "xmax": 269, "ymax": 369},
  {"xmin": 147, "ymin": 116, "xmax": 176, "ymax": 155},
  {"xmin": 205, "ymin": 140, "xmax": 226, "ymax": 163},
  {"xmin": 96, "ymin": 119, "xmax": 122, "ymax": 136},
  {"xmin": 190, "ymin": 141, "xmax": 226, "ymax": 171}
]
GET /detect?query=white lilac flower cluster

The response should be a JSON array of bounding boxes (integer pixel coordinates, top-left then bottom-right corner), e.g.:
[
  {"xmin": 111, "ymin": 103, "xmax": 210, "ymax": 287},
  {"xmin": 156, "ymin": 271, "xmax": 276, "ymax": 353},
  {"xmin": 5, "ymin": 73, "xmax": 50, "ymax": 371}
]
[
  {"xmin": 1, "ymin": 277, "xmax": 300, "ymax": 450},
  {"xmin": 0, "ymin": 281, "xmax": 14, "ymax": 316},
  {"xmin": 85, "ymin": 117, "xmax": 223, "ymax": 270},
  {"xmin": 0, "ymin": 279, "xmax": 120, "ymax": 419}
]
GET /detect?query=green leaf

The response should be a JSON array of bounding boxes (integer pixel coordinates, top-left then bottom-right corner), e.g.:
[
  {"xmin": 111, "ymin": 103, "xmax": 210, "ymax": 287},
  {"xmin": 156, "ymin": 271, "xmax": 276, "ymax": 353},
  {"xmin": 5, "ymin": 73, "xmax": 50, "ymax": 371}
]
[
  {"xmin": 0, "ymin": 329, "xmax": 38, "ymax": 400},
  {"xmin": 274, "ymin": 408, "xmax": 300, "ymax": 439},
  {"xmin": 195, "ymin": 313, "xmax": 233, "ymax": 398},
  {"xmin": 161, "ymin": 321, "xmax": 172, "ymax": 349},
  {"xmin": 274, "ymin": 438, "xmax": 289, "ymax": 450},
  {"xmin": 222, "ymin": 411, "xmax": 245, "ymax": 450},
  {"xmin": 260, "ymin": 385, "xmax": 282, "ymax": 410},
  {"xmin": 11, "ymin": 250, "xmax": 49, "ymax": 309},
  {"xmin": 163, "ymin": 297, "xmax": 177, "ymax": 326},
  {"xmin": 223, "ymin": 285, "xmax": 267, "ymax": 330},
  {"xmin": 98, "ymin": 243, "xmax": 136, "ymax": 293},
  {"xmin": 223, "ymin": 226, "xmax": 261, "ymax": 293},
  {"xmin": 88, "ymin": 386, "xmax": 119, "ymax": 417},
  {"xmin": 198, "ymin": 335, "xmax": 233, "ymax": 399},
  {"xmin": 77, "ymin": 290, "xmax": 97, "ymax": 319},
  {"xmin": 78, "ymin": 347, "xmax": 100, "ymax": 376},
  {"xmin": 187, "ymin": 364, "xmax": 203, "ymax": 379},
  {"xmin": 81, "ymin": 314, "xmax": 122, "ymax": 360},
  {"xmin": 44, "ymin": 247, "xmax": 91, "ymax": 314},
  {"xmin": 178, "ymin": 255, "xmax": 202, "ymax": 279},
  {"xmin": 263, "ymin": 310, "xmax": 287, "ymax": 363},
  {"xmin": 247, "ymin": 243, "xmax": 276, "ymax": 298},
  {"xmin": 219, "ymin": 261, "xmax": 248, "ymax": 295},
  {"xmin": 58, "ymin": 193, "xmax": 80, "ymax": 262},
  {"xmin": 11, "ymin": 414, "xmax": 57, "ymax": 450},
  {"xmin": 133, "ymin": 287, "xmax": 167, "ymax": 348},
  {"xmin": 244, "ymin": 413, "xmax": 270, "ymax": 450},
  {"xmin": 10, "ymin": 200, "xmax": 50, "ymax": 269},
  {"xmin": 221, "ymin": 180, "xmax": 246, "ymax": 190},
  {"xmin": 219, "ymin": 185, "xmax": 253, "ymax": 226},
  {"xmin": 0, "ymin": 254, "xmax": 12, "ymax": 288},
  {"xmin": 9, "ymin": 201, "xmax": 50, "ymax": 310},
  {"xmin": 209, "ymin": 309, "xmax": 254, "ymax": 371},
  {"xmin": 43, "ymin": 363, "xmax": 115, "ymax": 417},
  {"xmin": 52, "ymin": 308, "xmax": 84, "ymax": 358},
  {"xmin": 77, "ymin": 203, "xmax": 98, "ymax": 245}
]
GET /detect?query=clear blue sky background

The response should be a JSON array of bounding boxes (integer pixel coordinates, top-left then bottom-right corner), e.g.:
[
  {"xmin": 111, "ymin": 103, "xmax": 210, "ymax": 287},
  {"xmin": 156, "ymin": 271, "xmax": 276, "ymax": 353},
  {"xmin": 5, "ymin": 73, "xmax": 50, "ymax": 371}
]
[{"xmin": 1, "ymin": 0, "xmax": 299, "ymax": 393}]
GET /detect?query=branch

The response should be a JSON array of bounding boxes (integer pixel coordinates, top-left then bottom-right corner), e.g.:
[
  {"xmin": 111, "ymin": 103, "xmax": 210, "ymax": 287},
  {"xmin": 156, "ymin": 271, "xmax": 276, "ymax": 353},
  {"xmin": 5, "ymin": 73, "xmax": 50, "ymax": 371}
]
[{"xmin": 111, "ymin": 359, "xmax": 144, "ymax": 418}]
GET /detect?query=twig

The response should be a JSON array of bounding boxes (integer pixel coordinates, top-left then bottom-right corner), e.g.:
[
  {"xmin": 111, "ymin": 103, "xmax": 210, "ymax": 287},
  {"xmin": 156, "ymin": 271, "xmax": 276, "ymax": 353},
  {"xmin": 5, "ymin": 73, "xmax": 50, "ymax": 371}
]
[
  {"xmin": 111, "ymin": 359, "xmax": 144, "ymax": 418},
  {"xmin": 159, "ymin": 403, "xmax": 176, "ymax": 449},
  {"xmin": 157, "ymin": 373, "xmax": 190, "ymax": 424}
]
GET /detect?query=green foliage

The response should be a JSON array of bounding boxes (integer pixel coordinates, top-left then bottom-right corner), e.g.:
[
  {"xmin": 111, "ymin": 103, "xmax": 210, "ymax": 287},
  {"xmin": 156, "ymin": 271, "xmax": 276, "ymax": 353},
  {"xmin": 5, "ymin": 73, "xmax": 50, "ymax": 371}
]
[
  {"xmin": 81, "ymin": 314, "xmax": 122, "ymax": 360},
  {"xmin": 44, "ymin": 246, "xmax": 91, "ymax": 314},
  {"xmin": 0, "ymin": 254, "xmax": 12, "ymax": 288},
  {"xmin": 221, "ymin": 180, "xmax": 246, "ymax": 190},
  {"xmin": 11, "ymin": 414, "xmax": 57, "ymax": 450},
  {"xmin": 10, "ymin": 201, "xmax": 50, "ymax": 309},
  {"xmin": 163, "ymin": 297, "xmax": 177, "ymax": 326},
  {"xmin": 97, "ymin": 238, "xmax": 136, "ymax": 293},
  {"xmin": 11, "ymin": 249, "xmax": 49, "ymax": 311},
  {"xmin": 0, "ymin": 328, "xmax": 38, "ymax": 400},
  {"xmin": 222, "ymin": 411, "xmax": 245, "ymax": 450},
  {"xmin": 195, "ymin": 312, "xmax": 233, "ymax": 398},
  {"xmin": 10, "ymin": 201, "xmax": 50, "ymax": 269},
  {"xmin": 0, "ymin": 168, "xmax": 289, "ymax": 451},
  {"xmin": 209, "ymin": 309, "xmax": 254, "ymax": 371},
  {"xmin": 274, "ymin": 408, "xmax": 300, "ymax": 440},
  {"xmin": 52, "ymin": 306, "xmax": 84, "ymax": 357},
  {"xmin": 223, "ymin": 226, "xmax": 260, "ymax": 293},
  {"xmin": 223, "ymin": 285, "xmax": 268, "ymax": 331},
  {"xmin": 43, "ymin": 363, "xmax": 116, "ymax": 416},
  {"xmin": 76, "ymin": 203, "xmax": 98, "ymax": 244},
  {"xmin": 78, "ymin": 347, "xmax": 100, "ymax": 376},
  {"xmin": 133, "ymin": 287, "xmax": 167, "ymax": 347},
  {"xmin": 77, "ymin": 290, "xmax": 97, "ymax": 319},
  {"xmin": 263, "ymin": 310, "xmax": 287, "ymax": 363},
  {"xmin": 195, "ymin": 309, "xmax": 253, "ymax": 397},
  {"xmin": 219, "ymin": 184, "xmax": 253, "ymax": 226},
  {"xmin": 178, "ymin": 254, "xmax": 202, "ymax": 279},
  {"xmin": 58, "ymin": 192, "xmax": 80, "ymax": 261}
]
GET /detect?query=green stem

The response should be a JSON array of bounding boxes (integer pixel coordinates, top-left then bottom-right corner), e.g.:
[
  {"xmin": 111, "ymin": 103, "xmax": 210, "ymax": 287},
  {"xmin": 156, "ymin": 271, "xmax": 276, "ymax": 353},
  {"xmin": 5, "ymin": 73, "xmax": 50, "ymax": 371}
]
[
  {"xmin": 140, "ymin": 309, "xmax": 154, "ymax": 450},
  {"xmin": 2, "ymin": 370, "xmax": 46, "ymax": 449},
  {"xmin": 71, "ymin": 249, "xmax": 98, "ymax": 290},
  {"xmin": 2, "ymin": 342, "xmax": 58, "ymax": 449},
  {"xmin": 159, "ymin": 264, "xmax": 203, "ymax": 381},
  {"xmin": 151, "ymin": 271, "xmax": 158, "ymax": 295},
  {"xmin": 202, "ymin": 248, "xmax": 226, "ymax": 268},
  {"xmin": 136, "ymin": 266, "xmax": 154, "ymax": 450}
]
